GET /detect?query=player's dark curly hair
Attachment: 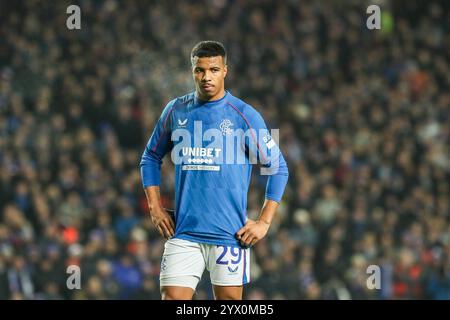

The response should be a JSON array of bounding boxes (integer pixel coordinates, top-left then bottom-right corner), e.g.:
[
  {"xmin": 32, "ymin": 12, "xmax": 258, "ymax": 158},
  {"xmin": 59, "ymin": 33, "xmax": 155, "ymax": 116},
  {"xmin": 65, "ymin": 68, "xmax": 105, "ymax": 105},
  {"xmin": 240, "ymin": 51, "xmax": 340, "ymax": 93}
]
[{"xmin": 191, "ymin": 41, "xmax": 227, "ymax": 65}]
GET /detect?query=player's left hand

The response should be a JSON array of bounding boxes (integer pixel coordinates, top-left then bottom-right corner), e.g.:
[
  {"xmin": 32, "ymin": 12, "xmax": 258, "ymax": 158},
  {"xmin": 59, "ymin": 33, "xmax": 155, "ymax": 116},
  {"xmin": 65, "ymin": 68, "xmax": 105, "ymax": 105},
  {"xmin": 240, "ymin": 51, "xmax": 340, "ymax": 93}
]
[{"xmin": 236, "ymin": 219, "xmax": 270, "ymax": 247}]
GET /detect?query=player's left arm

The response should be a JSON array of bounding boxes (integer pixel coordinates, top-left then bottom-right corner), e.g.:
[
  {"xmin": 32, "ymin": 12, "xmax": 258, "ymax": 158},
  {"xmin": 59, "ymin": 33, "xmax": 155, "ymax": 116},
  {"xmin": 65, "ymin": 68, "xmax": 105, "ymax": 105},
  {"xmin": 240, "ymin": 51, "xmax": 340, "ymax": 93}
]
[
  {"xmin": 236, "ymin": 106, "xmax": 289, "ymax": 247},
  {"xmin": 236, "ymin": 199, "xmax": 278, "ymax": 247}
]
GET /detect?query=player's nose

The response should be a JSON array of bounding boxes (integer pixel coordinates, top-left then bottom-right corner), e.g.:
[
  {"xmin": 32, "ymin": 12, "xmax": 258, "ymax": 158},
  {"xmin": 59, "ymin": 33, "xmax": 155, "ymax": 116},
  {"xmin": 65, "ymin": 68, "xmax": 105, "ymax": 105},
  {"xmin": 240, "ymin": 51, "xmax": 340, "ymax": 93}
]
[{"xmin": 202, "ymin": 70, "xmax": 212, "ymax": 81}]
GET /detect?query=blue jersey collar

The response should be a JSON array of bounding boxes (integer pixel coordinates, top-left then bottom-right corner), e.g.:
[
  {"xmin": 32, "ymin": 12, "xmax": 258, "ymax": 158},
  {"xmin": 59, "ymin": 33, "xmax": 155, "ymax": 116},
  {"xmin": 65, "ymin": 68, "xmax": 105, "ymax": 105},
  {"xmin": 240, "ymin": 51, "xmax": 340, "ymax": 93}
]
[{"xmin": 194, "ymin": 90, "xmax": 229, "ymax": 105}]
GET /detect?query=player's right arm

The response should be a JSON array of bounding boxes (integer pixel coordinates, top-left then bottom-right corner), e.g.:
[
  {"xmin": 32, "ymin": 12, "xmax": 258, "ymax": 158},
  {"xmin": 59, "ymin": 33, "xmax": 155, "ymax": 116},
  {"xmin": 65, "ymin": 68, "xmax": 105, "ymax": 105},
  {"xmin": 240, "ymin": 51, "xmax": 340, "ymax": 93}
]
[
  {"xmin": 144, "ymin": 186, "xmax": 174, "ymax": 239},
  {"xmin": 140, "ymin": 100, "xmax": 176, "ymax": 239}
]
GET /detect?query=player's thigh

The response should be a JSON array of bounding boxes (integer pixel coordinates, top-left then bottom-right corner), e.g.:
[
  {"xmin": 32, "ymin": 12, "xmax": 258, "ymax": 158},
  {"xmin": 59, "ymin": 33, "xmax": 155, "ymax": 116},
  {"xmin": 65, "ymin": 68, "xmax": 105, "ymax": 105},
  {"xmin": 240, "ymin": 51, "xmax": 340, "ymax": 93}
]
[
  {"xmin": 160, "ymin": 238, "xmax": 206, "ymax": 297},
  {"xmin": 161, "ymin": 286, "xmax": 195, "ymax": 300},
  {"xmin": 212, "ymin": 285, "xmax": 243, "ymax": 300},
  {"xmin": 206, "ymin": 244, "xmax": 250, "ymax": 299}
]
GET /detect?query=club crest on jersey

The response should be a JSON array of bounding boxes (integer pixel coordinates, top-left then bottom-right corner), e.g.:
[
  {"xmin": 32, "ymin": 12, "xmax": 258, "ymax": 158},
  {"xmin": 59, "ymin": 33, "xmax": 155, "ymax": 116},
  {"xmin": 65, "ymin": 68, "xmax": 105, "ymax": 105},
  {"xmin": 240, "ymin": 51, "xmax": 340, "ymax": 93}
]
[
  {"xmin": 219, "ymin": 119, "xmax": 233, "ymax": 136},
  {"xmin": 178, "ymin": 118, "xmax": 188, "ymax": 127}
]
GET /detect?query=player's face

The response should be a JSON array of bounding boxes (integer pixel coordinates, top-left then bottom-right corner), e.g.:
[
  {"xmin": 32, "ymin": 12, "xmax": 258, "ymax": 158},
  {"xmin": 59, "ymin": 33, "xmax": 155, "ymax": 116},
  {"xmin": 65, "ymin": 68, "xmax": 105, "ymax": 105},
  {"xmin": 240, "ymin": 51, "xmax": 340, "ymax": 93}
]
[{"xmin": 192, "ymin": 56, "xmax": 227, "ymax": 101}]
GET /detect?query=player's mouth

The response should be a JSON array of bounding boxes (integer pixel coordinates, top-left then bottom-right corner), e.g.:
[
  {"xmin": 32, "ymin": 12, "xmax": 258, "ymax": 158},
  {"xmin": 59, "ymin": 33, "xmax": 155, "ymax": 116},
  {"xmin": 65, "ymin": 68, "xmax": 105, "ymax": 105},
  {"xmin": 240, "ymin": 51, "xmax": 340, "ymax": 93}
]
[{"xmin": 201, "ymin": 83, "xmax": 214, "ymax": 91}]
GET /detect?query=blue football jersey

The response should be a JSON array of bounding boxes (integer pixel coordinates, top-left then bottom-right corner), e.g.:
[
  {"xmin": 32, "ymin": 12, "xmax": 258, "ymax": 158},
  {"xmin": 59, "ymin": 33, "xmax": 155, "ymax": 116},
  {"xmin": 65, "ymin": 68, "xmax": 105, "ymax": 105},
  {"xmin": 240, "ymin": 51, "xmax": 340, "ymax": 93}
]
[{"xmin": 140, "ymin": 91, "xmax": 289, "ymax": 246}]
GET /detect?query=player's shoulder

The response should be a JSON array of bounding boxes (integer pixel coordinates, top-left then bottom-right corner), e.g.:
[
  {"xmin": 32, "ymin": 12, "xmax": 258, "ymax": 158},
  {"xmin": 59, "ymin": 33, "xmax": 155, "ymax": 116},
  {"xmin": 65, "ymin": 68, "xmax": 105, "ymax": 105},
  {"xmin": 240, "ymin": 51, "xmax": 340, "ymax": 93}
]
[
  {"xmin": 165, "ymin": 91, "xmax": 195, "ymax": 111},
  {"xmin": 225, "ymin": 92, "xmax": 263, "ymax": 122},
  {"xmin": 175, "ymin": 91, "xmax": 196, "ymax": 107},
  {"xmin": 158, "ymin": 92, "xmax": 194, "ymax": 122},
  {"xmin": 225, "ymin": 92, "xmax": 261, "ymax": 117}
]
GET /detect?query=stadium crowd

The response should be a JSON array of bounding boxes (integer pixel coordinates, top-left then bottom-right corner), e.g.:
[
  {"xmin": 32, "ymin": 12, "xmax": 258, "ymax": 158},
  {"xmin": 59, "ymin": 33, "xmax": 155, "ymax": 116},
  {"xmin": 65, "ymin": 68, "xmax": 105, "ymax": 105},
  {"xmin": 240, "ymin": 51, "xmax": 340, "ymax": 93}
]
[{"xmin": 0, "ymin": 0, "xmax": 449, "ymax": 299}]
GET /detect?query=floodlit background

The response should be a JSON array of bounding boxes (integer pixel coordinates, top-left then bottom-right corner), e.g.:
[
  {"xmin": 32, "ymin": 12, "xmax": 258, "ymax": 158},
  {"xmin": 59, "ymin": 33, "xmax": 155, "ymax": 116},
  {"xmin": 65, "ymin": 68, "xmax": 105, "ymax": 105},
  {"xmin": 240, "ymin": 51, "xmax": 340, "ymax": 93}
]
[{"xmin": 0, "ymin": 0, "xmax": 449, "ymax": 299}]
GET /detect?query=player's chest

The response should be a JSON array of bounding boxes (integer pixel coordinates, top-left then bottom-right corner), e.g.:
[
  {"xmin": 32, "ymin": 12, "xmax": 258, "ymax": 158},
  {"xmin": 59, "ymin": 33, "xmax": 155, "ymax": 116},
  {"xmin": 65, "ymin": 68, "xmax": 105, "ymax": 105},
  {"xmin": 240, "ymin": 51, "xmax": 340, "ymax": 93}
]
[{"xmin": 171, "ymin": 109, "xmax": 243, "ymax": 136}]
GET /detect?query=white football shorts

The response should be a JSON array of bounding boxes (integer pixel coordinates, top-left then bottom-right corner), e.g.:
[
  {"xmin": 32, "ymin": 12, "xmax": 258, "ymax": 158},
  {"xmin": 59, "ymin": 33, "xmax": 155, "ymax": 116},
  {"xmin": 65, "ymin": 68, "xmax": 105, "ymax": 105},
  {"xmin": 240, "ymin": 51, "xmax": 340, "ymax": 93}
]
[{"xmin": 160, "ymin": 238, "xmax": 251, "ymax": 291}]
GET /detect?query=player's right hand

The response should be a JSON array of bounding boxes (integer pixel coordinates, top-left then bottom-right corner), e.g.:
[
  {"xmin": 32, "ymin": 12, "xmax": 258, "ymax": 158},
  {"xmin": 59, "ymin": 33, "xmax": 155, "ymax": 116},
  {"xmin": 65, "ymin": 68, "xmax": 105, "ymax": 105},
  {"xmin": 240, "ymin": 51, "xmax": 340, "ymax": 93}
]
[{"xmin": 149, "ymin": 208, "xmax": 175, "ymax": 240}]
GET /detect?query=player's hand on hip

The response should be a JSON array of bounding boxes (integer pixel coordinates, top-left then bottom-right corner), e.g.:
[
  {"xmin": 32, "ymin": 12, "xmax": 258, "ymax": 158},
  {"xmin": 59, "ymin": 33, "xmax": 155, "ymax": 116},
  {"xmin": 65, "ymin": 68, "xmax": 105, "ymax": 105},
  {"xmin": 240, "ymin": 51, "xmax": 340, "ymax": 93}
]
[
  {"xmin": 236, "ymin": 219, "xmax": 270, "ymax": 247},
  {"xmin": 149, "ymin": 208, "xmax": 175, "ymax": 240}
]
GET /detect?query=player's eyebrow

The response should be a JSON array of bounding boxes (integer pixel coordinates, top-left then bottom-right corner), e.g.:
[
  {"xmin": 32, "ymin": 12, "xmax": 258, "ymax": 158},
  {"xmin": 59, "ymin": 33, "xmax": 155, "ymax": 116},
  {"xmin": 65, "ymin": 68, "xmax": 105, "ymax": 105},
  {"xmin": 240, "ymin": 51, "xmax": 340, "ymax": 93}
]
[{"xmin": 194, "ymin": 66, "xmax": 222, "ymax": 71}]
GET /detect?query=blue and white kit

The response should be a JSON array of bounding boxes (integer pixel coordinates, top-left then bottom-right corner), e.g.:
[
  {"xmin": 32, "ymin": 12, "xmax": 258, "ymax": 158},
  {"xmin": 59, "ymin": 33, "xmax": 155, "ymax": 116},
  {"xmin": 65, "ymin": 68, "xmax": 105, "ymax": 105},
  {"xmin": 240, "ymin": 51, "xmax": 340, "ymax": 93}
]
[{"xmin": 140, "ymin": 90, "xmax": 289, "ymax": 288}]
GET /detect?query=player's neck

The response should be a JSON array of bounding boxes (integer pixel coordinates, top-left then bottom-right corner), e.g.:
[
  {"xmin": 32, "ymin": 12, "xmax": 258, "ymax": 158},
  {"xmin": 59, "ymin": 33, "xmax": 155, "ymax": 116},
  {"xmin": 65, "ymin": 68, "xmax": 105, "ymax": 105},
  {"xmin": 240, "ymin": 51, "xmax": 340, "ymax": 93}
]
[{"xmin": 196, "ymin": 90, "xmax": 226, "ymax": 103}]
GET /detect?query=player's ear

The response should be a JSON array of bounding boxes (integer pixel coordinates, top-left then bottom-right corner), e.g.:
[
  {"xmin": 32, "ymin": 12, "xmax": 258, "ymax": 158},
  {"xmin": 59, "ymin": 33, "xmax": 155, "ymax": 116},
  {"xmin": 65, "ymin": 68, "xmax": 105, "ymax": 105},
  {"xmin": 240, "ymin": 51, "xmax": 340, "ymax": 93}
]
[{"xmin": 223, "ymin": 65, "xmax": 228, "ymax": 79}]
